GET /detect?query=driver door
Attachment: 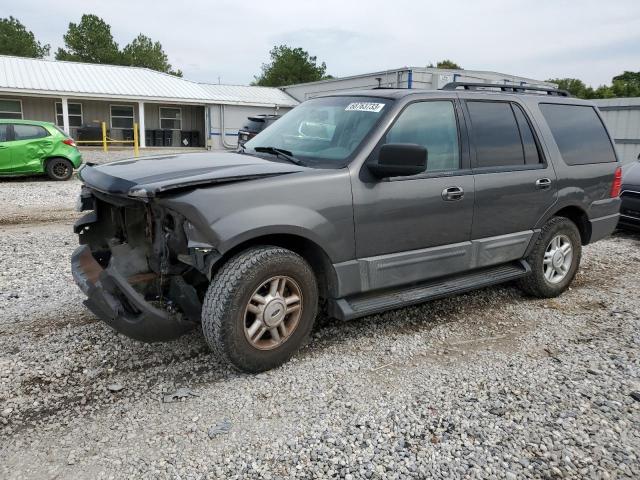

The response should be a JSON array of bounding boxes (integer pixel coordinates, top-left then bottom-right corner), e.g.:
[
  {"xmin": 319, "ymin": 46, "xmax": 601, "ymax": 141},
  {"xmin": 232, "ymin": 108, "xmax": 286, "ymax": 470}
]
[{"xmin": 350, "ymin": 98, "xmax": 475, "ymax": 291}]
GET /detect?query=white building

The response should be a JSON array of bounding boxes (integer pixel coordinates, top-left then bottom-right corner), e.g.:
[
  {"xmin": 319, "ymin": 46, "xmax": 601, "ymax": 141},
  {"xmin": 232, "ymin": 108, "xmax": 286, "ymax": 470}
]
[
  {"xmin": 593, "ymin": 98, "xmax": 640, "ymax": 164},
  {"xmin": 0, "ymin": 55, "xmax": 298, "ymax": 150}
]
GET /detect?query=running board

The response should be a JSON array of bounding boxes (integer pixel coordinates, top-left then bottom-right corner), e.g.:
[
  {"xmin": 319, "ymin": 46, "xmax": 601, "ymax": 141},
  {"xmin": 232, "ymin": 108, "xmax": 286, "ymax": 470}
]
[{"xmin": 328, "ymin": 261, "xmax": 530, "ymax": 321}]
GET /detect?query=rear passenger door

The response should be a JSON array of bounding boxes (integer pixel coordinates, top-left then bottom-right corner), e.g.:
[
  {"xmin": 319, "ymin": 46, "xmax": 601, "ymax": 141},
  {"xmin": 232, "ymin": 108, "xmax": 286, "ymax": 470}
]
[
  {"xmin": 462, "ymin": 98, "xmax": 557, "ymax": 249},
  {"xmin": 10, "ymin": 123, "xmax": 53, "ymax": 173},
  {"xmin": 0, "ymin": 124, "xmax": 11, "ymax": 174}
]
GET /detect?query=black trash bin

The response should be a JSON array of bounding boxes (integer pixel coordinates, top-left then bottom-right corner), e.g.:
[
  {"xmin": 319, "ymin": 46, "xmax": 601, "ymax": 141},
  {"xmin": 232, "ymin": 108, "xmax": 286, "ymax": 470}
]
[
  {"xmin": 145, "ymin": 130, "xmax": 153, "ymax": 147},
  {"xmin": 76, "ymin": 126, "xmax": 104, "ymax": 142},
  {"xmin": 163, "ymin": 130, "xmax": 173, "ymax": 147},
  {"xmin": 180, "ymin": 131, "xmax": 193, "ymax": 147},
  {"xmin": 122, "ymin": 129, "xmax": 134, "ymax": 141},
  {"xmin": 153, "ymin": 130, "xmax": 164, "ymax": 147},
  {"xmin": 191, "ymin": 131, "xmax": 200, "ymax": 147}
]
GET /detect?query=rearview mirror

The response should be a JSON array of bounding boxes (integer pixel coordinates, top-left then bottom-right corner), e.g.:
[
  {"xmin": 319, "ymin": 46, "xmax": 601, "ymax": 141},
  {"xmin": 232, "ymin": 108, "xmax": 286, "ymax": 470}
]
[{"xmin": 368, "ymin": 143, "xmax": 427, "ymax": 178}]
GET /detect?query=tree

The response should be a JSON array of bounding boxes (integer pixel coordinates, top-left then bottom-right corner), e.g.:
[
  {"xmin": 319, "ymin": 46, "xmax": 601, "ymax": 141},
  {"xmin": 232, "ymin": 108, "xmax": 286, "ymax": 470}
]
[
  {"xmin": 55, "ymin": 14, "xmax": 121, "ymax": 64},
  {"xmin": 611, "ymin": 71, "xmax": 640, "ymax": 97},
  {"xmin": 545, "ymin": 78, "xmax": 593, "ymax": 98},
  {"xmin": 0, "ymin": 16, "xmax": 49, "ymax": 58},
  {"xmin": 254, "ymin": 45, "xmax": 329, "ymax": 87},
  {"xmin": 433, "ymin": 59, "xmax": 462, "ymax": 69},
  {"xmin": 122, "ymin": 34, "xmax": 182, "ymax": 76}
]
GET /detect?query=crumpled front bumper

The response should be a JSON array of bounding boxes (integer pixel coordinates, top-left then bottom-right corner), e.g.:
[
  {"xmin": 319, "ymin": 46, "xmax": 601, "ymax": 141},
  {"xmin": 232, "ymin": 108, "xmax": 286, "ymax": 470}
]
[{"xmin": 71, "ymin": 245, "xmax": 195, "ymax": 342}]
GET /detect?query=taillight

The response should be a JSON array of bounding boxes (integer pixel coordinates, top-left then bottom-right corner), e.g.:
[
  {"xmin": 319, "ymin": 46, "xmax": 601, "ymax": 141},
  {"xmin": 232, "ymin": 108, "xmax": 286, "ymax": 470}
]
[
  {"xmin": 62, "ymin": 138, "xmax": 76, "ymax": 147},
  {"xmin": 610, "ymin": 166, "xmax": 622, "ymax": 198}
]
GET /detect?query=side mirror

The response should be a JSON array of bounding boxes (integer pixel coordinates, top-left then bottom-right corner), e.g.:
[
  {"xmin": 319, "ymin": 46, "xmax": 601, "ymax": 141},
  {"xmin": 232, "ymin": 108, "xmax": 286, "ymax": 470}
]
[{"xmin": 368, "ymin": 143, "xmax": 427, "ymax": 178}]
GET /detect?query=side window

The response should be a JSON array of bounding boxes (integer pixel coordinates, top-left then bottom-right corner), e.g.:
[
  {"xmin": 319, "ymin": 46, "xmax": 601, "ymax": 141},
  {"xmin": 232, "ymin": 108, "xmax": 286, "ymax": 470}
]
[
  {"xmin": 384, "ymin": 101, "xmax": 460, "ymax": 171},
  {"xmin": 512, "ymin": 104, "xmax": 541, "ymax": 165},
  {"xmin": 539, "ymin": 104, "xmax": 617, "ymax": 165},
  {"xmin": 467, "ymin": 101, "xmax": 526, "ymax": 168},
  {"xmin": 13, "ymin": 124, "xmax": 49, "ymax": 140},
  {"xmin": 0, "ymin": 124, "xmax": 9, "ymax": 142}
]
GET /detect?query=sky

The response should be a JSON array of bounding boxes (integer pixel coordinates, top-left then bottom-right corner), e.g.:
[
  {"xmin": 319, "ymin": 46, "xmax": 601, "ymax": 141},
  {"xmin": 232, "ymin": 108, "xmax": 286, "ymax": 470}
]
[{"xmin": 7, "ymin": 0, "xmax": 640, "ymax": 87}]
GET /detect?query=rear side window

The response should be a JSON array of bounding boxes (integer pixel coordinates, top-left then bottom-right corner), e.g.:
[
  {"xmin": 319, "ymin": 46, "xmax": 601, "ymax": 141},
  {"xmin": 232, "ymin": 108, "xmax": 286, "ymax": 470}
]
[
  {"xmin": 0, "ymin": 124, "xmax": 9, "ymax": 142},
  {"xmin": 467, "ymin": 101, "xmax": 541, "ymax": 168},
  {"xmin": 512, "ymin": 105, "xmax": 541, "ymax": 165},
  {"xmin": 539, "ymin": 104, "xmax": 617, "ymax": 165},
  {"xmin": 13, "ymin": 124, "xmax": 49, "ymax": 140}
]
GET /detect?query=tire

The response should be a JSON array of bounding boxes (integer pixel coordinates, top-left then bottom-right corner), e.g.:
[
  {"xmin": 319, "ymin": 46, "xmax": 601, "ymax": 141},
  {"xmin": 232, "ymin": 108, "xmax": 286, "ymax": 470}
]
[
  {"xmin": 202, "ymin": 246, "xmax": 318, "ymax": 373},
  {"xmin": 518, "ymin": 217, "xmax": 582, "ymax": 298},
  {"xmin": 45, "ymin": 158, "xmax": 74, "ymax": 181}
]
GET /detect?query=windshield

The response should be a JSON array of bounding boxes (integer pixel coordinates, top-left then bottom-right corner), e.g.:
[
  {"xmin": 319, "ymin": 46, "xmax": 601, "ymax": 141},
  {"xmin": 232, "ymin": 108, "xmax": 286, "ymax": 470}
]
[{"xmin": 244, "ymin": 96, "xmax": 393, "ymax": 167}]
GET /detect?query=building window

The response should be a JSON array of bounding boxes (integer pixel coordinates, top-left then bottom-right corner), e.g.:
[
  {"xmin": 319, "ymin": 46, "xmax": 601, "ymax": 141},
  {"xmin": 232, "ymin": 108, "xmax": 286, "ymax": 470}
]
[
  {"xmin": 160, "ymin": 107, "xmax": 182, "ymax": 130},
  {"xmin": 110, "ymin": 105, "xmax": 134, "ymax": 129},
  {"xmin": 0, "ymin": 99, "xmax": 22, "ymax": 119},
  {"xmin": 55, "ymin": 102, "xmax": 83, "ymax": 127}
]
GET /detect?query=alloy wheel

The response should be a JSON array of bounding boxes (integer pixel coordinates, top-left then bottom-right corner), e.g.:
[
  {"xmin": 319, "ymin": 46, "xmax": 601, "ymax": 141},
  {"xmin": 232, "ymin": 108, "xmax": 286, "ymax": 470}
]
[
  {"xmin": 243, "ymin": 276, "xmax": 303, "ymax": 350},
  {"xmin": 543, "ymin": 234, "xmax": 573, "ymax": 284}
]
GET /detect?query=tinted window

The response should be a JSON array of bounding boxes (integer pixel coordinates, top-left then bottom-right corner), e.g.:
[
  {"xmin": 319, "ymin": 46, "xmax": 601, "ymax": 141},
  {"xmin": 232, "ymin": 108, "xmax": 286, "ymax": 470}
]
[
  {"xmin": 467, "ymin": 101, "xmax": 524, "ymax": 168},
  {"xmin": 513, "ymin": 104, "xmax": 541, "ymax": 165},
  {"xmin": 539, "ymin": 104, "xmax": 617, "ymax": 165},
  {"xmin": 0, "ymin": 124, "xmax": 9, "ymax": 142},
  {"xmin": 385, "ymin": 101, "xmax": 460, "ymax": 171},
  {"xmin": 13, "ymin": 124, "xmax": 49, "ymax": 140}
]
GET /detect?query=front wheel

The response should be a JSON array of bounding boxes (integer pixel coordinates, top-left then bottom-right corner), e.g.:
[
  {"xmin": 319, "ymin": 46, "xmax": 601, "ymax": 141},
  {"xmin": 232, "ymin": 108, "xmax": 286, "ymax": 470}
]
[
  {"xmin": 46, "ymin": 158, "xmax": 74, "ymax": 181},
  {"xmin": 202, "ymin": 246, "xmax": 318, "ymax": 373},
  {"xmin": 518, "ymin": 217, "xmax": 582, "ymax": 298}
]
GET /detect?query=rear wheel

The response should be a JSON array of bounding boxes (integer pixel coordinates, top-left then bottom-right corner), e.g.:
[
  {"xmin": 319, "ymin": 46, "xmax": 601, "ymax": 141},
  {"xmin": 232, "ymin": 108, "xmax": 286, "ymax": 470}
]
[
  {"xmin": 202, "ymin": 246, "xmax": 318, "ymax": 373},
  {"xmin": 518, "ymin": 217, "xmax": 582, "ymax": 298},
  {"xmin": 46, "ymin": 158, "xmax": 73, "ymax": 181}
]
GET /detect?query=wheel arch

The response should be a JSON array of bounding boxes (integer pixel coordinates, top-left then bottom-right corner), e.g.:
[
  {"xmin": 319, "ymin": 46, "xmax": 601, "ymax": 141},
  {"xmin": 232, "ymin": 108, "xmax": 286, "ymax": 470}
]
[
  {"xmin": 550, "ymin": 205, "xmax": 591, "ymax": 245},
  {"xmin": 43, "ymin": 155, "xmax": 72, "ymax": 170},
  {"xmin": 210, "ymin": 233, "xmax": 338, "ymax": 300}
]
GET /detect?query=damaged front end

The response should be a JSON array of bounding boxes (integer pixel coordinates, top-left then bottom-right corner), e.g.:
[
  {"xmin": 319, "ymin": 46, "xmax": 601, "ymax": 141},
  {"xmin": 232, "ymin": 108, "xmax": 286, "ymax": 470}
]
[{"xmin": 71, "ymin": 187, "xmax": 212, "ymax": 342}]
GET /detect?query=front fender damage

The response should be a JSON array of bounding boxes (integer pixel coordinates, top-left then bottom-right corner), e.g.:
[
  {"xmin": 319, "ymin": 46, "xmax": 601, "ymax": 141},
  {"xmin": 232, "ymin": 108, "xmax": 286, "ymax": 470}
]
[{"xmin": 71, "ymin": 189, "xmax": 209, "ymax": 342}]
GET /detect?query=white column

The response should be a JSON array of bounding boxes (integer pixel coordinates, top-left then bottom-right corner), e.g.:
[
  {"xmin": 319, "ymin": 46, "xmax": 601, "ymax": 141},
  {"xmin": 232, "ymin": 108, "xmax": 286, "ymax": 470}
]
[
  {"xmin": 138, "ymin": 101, "xmax": 146, "ymax": 148},
  {"xmin": 61, "ymin": 97, "xmax": 70, "ymax": 135}
]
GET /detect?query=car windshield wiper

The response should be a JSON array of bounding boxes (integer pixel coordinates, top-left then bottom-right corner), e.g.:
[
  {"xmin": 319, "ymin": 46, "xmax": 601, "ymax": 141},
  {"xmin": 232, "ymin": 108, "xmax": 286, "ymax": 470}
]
[{"xmin": 253, "ymin": 146, "xmax": 305, "ymax": 166}]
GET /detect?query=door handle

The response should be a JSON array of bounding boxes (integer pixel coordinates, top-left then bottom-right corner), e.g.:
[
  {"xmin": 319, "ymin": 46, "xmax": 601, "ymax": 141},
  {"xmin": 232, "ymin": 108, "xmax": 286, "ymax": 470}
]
[
  {"xmin": 442, "ymin": 186, "xmax": 464, "ymax": 201},
  {"xmin": 535, "ymin": 178, "xmax": 552, "ymax": 190}
]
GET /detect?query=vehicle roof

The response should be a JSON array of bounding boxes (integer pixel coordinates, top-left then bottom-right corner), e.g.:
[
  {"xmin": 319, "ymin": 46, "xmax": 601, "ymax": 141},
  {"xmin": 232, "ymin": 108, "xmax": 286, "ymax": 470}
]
[
  {"xmin": 0, "ymin": 118, "xmax": 56, "ymax": 126},
  {"xmin": 318, "ymin": 88, "xmax": 589, "ymax": 104}
]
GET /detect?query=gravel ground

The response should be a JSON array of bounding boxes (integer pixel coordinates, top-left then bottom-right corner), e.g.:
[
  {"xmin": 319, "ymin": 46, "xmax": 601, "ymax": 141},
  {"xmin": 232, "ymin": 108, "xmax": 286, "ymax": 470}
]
[
  {"xmin": 0, "ymin": 228, "xmax": 638, "ymax": 479},
  {"xmin": 0, "ymin": 182, "xmax": 639, "ymax": 479}
]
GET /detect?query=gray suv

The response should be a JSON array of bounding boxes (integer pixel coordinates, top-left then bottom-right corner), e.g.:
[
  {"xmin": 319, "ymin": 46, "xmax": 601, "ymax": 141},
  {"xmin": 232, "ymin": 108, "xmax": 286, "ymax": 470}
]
[{"xmin": 72, "ymin": 83, "xmax": 621, "ymax": 372}]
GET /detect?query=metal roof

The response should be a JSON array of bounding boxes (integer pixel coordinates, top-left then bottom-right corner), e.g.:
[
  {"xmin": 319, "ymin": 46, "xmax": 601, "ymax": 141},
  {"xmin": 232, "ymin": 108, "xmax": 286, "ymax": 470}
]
[
  {"xmin": 0, "ymin": 55, "xmax": 298, "ymax": 107},
  {"xmin": 283, "ymin": 66, "xmax": 555, "ymax": 88},
  {"xmin": 198, "ymin": 83, "xmax": 298, "ymax": 107}
]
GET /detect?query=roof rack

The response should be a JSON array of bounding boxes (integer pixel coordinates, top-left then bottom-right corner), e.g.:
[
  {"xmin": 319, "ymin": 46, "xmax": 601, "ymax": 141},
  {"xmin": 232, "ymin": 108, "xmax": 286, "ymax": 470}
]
[{"xmin": 441, "ymin": 82, "xmax": 570, "ymax": 97}]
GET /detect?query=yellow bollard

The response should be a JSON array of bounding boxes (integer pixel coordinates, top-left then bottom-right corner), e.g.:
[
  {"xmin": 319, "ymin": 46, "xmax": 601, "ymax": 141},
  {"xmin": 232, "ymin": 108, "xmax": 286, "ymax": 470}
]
[
  {"xmin": 133, "ymin": 122, "xmax": 139, "ymax": 158},
  {"xmin": 101, "ymin": 122, "xmax": 108, "ymax": 152}
]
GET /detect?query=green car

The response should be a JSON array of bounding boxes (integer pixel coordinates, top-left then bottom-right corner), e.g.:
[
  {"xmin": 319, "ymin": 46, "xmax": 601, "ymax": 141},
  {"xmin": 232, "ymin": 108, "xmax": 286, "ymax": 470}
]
[{"xmin": 0, "ymin": 119, "xmax": 83, "ymax": 181}]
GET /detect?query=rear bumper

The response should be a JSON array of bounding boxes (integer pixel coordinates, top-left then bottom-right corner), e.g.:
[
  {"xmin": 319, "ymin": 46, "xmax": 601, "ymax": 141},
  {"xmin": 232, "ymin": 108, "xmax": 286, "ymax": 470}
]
[
  {"xmin": 589, "ymin": 213, "xmax": 620, "ymax": 243},
  {"xmin": 619, "ymin": 190, "xmax": 640, "ymax": 230},
  {"xmin": 65, "ymin": 148, "xmax": 83, "ymax": 168},
  {"xmin": 619, "ymin": 214, "xmax": 640, "ymax": 230},
  {"xmin": 71, "ymin": 245, "xmax": 195, "ymax": 342}
]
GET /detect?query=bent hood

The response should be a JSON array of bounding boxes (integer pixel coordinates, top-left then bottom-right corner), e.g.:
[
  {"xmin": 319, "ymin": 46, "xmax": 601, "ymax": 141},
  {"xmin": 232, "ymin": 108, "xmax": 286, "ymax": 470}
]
[{"xmin": 79, "ymin": 152, "xmax": 307, "ymax": 197}]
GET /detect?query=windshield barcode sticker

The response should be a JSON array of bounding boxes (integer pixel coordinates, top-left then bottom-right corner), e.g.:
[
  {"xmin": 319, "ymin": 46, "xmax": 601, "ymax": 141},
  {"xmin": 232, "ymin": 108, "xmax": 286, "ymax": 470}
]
[{"xmin": 345, "ymin": 102, "xmax": 385, "ymax": 113}]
